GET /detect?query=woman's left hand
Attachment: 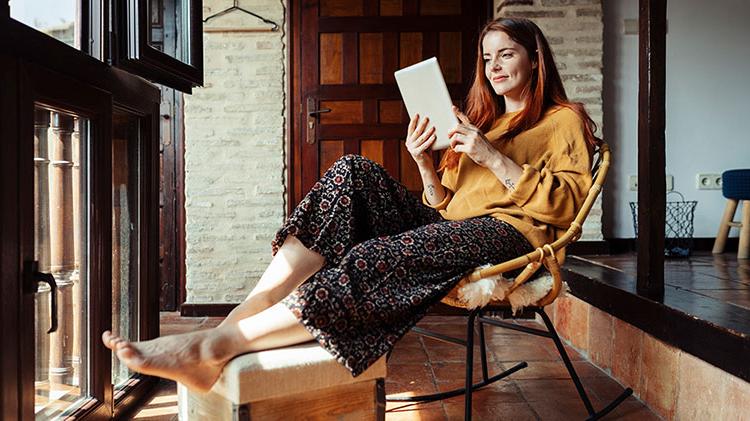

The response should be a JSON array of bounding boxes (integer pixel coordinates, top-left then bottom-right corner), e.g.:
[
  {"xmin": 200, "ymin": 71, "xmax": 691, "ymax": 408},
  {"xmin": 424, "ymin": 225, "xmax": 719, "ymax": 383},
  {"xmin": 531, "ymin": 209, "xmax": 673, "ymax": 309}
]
[{"xmin": 447, "ymin": 106, "xmax": 502, "ymax": 168}]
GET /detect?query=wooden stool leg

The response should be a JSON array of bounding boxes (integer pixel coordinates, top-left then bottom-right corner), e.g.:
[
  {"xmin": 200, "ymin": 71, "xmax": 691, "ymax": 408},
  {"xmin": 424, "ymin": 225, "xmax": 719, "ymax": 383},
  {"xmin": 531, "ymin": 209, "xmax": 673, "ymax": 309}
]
[
  {"xmin": 713, "ymin": 199, "xmax": 738, "ymax": 254},
  {"xmin": 739, "ymin": 200, "xmax": 750, "ymax": 259}
]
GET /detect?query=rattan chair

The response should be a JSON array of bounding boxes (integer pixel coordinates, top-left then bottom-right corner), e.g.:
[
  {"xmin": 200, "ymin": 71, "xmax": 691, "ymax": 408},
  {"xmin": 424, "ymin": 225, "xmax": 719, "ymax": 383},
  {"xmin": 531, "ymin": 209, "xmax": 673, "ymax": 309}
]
[{"xmin": 387, "ymin": 143, "xmax": 633, "ymax": 420}]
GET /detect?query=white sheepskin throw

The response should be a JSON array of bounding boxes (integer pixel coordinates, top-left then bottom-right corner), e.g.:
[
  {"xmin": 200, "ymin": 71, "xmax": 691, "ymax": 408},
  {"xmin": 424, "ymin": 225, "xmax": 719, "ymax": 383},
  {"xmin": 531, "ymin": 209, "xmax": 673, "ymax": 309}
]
[{"xmin": 457, "ymin": 267, "xmax": 566, "ymax": 314}]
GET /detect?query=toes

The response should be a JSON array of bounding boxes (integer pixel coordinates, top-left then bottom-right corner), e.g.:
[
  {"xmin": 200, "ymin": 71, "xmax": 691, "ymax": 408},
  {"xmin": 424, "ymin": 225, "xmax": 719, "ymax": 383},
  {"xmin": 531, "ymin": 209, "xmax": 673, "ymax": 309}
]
[
  {"xmin": 116, "ymin": 344, "xmax": 143, "ymax": 366},
  {"xmin": 113, "ymin": 338, "xmax": 129, "ymax": 350},
  {"xmin": 102, "ymin": 331, "xmax": 118, "ymax": 349}
]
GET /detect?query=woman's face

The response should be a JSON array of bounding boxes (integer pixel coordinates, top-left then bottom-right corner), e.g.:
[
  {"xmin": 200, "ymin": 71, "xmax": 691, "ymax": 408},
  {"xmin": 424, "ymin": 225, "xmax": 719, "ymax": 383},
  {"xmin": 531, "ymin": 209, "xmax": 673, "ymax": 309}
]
[{"xmin": 482, "ymin": 30, "xmax": 536, "ymax": 103}]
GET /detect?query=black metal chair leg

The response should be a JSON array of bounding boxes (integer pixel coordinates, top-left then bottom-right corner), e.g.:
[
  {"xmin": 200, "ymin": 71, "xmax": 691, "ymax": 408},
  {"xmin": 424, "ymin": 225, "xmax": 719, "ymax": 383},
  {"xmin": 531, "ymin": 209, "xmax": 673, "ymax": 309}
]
[
  {"xmin": 536, "ymin": 308, "xmax": 595, "ymax": 414},
  {"xmin": 478, "ymin": 315, "xmax": 490, "ymax": 382},
  {"xmin": 464, "ymin": 310, "xmax": 477, "ymax": 421},
  {"xmin": 536, "ymin": 309, "xmax": 633, "ymax": 420}
]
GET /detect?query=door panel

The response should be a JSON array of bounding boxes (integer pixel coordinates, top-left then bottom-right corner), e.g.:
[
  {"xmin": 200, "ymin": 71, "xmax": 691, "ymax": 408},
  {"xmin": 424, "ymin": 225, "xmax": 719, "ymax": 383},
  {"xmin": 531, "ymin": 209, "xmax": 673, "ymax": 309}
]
[
  {"xmin": 319, "ymin": 140, "xmax": 345, "ymax": 178},
  {"xmin": 320, "ymin": 33, "xmax": 343, "ymax": 84},
  {"xmin": 359, "ymin": 34, "xmax": 383, "ymax": 84},
  {"xmin": 361, "ymin": 140, "xmax": 385, "ymax": 165},
  {"xmin": 379, "ymin": 0, "xmax": 402, "ymax": 16},
  {"xmin": 399, "ymin": 32, "xmax": 423, "ymax": 67},
  {"xmin": 292, "ymin": 0, "xmax": 490, "ymax": 208},
  {"xmin": 320, "ymin": 0, "xmax": 364, "ymax": 17},
  {"xmin": 420, "ymin": 0, "xmax": 461, "ymax": 15}
]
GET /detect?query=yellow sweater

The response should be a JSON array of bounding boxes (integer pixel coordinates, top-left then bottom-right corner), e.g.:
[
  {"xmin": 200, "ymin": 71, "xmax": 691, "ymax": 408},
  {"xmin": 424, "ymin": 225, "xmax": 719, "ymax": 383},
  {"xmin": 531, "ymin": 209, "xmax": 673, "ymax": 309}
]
[{"xmin": 425, "ymin": 106, "xmax": 593, "ymax": 249}]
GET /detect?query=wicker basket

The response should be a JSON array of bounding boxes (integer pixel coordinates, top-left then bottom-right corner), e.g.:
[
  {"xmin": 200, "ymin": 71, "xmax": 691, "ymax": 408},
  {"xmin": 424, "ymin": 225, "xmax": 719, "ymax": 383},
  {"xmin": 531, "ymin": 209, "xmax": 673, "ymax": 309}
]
[{"xmin": 630, "ymin": 191, "xmax": 697, "ymax": 257}]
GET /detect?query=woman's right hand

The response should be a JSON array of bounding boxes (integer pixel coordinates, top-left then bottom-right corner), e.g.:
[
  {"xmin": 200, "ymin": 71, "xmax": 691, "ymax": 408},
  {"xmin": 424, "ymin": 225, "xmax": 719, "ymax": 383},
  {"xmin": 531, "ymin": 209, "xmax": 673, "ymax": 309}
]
[{"xmin": 405, "ymin": 114, "xmax": 437, "ymax": 167}]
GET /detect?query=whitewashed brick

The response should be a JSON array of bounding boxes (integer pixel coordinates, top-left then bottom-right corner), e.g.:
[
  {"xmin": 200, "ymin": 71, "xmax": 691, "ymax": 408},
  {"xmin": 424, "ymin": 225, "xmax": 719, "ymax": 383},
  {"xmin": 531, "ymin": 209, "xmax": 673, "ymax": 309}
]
[
  {"xmin": 184, "ymin": 0, "xmax": 287, "ymax": 303},
  {"xmin": 496, "ymin": 0, "xmax": 603, "ymax": 240}
]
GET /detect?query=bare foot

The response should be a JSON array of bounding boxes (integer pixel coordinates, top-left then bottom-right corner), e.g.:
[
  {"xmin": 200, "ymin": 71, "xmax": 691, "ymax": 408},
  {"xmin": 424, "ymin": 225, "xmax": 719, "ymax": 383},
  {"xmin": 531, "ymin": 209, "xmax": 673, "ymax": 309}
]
[{"xmin": 102, "ymin": 330, "xmax": 228, "ymax": 392}]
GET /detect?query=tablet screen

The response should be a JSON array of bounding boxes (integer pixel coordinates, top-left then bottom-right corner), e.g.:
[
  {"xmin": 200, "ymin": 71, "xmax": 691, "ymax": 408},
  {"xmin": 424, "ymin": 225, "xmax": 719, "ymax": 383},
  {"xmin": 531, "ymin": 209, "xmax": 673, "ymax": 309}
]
[{"xmin": 394, "ymin": 57, "xmax": 459, "ymax": 150}]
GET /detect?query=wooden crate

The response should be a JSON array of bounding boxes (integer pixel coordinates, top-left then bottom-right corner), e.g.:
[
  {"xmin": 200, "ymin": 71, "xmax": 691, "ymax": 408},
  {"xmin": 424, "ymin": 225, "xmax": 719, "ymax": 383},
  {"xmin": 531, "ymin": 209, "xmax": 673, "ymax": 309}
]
[{"xmin": 177, "ymin": 342, "xmax": 386, "ymax": 421}]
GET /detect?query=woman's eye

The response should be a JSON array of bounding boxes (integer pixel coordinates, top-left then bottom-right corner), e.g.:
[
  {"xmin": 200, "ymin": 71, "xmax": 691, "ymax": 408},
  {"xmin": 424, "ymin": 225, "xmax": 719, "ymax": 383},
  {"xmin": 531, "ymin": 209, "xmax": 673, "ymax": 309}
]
[{"xmin": 502, "ymin": 53, "xmax": 513, "ymax": 59}]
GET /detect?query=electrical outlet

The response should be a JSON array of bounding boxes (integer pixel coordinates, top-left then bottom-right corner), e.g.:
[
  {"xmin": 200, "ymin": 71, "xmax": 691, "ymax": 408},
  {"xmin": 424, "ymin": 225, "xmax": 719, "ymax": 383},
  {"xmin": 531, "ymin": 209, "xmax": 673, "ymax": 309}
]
[
  {"xmin": 696, "ymin": 173, "xmax": 722, "ymax": 190},
  {"xmin": 628, "ymin": 174, "xmax": 673, "ymax": 191},
  {"xmin": 628, "ymin": 175, "xmax": 638, "ymax": 191}
]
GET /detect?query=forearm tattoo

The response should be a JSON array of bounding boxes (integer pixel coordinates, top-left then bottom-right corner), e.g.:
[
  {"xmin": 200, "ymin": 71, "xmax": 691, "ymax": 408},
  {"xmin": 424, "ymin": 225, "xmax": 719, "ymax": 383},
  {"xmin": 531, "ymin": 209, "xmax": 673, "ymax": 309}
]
[
  {"xmin": 427, "ymin": 184, "xmax": 435, "ymax": 197},
  {"xmin": 504, "ymin": 178, "xmax": 516, "ymax": 191}
]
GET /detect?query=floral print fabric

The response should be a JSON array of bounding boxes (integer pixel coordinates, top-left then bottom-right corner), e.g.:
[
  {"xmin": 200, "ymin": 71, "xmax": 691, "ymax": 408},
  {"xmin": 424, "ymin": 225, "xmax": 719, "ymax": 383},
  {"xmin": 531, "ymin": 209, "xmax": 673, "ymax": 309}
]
[{"xmin": 274, "ymin": 155, "xmax": 532, "ymax": 376}]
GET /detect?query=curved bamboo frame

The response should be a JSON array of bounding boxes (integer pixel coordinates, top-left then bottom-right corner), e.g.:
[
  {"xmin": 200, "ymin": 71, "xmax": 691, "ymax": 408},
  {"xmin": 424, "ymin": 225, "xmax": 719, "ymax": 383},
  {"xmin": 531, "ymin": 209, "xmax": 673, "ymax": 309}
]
[{"xmin": 442, "ymin": 142, "xmax": 611, "ymax": 308}]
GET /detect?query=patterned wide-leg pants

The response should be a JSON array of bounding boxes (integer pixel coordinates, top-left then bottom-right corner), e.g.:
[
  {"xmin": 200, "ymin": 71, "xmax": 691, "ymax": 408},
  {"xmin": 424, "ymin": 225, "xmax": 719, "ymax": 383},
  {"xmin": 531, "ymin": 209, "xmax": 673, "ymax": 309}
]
[{"xmin": 273, "ymin": 155, "xmax": 532, "ymax": 376}]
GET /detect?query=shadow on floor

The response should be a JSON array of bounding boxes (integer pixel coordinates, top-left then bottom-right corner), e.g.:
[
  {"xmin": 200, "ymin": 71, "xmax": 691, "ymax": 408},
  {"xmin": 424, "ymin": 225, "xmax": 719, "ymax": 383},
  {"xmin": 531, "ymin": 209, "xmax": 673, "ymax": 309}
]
[{"xmin": 132, "ymin": 313, "xmax": 659, "ymax": 420}]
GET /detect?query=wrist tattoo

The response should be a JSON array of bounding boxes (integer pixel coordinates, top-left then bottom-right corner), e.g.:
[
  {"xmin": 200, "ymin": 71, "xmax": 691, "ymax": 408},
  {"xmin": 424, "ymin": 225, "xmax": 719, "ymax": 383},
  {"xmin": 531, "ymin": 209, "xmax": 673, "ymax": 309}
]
[
  {"xmin": 504, "ymin": 178, "xmax": 516, "ymax": 191},
  {"xmin": 427, "ymin": 184, "xmax": 435, "ymax": 197}
]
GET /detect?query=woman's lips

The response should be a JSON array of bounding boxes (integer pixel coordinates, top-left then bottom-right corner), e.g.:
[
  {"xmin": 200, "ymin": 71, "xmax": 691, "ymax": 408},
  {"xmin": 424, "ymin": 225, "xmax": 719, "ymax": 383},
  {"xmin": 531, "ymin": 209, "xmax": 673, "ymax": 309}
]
[{"xmin": 492, "ymin": 76, "xmax": 508, "ymax": 82}]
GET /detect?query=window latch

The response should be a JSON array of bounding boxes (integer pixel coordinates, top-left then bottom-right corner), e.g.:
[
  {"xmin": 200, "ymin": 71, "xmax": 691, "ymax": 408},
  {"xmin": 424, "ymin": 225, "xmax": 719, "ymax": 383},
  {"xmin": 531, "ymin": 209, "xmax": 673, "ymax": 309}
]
[{"xmin": 25, "ymin": 261, "xmax": 58, "ymax": 334}]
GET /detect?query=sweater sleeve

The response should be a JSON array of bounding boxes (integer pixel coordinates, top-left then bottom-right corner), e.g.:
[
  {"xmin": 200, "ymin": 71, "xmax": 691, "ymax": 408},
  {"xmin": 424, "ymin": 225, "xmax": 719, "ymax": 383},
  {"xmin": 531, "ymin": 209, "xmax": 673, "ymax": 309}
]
[{"xmin": 508, "ymin": 114, "xmax": 593, "ymax": 229}]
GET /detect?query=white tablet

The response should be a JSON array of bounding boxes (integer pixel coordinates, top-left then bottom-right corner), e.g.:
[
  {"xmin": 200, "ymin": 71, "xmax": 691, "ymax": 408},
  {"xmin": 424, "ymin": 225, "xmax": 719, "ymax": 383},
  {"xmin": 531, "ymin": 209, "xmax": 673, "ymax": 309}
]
[{"xmin": 394, "ymin": 57, "xmax": 459, "ymax": 151}]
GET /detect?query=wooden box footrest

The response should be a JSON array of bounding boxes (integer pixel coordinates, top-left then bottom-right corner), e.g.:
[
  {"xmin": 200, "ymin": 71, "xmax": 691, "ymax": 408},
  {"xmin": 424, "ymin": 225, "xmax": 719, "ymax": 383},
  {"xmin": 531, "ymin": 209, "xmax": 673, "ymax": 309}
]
[{"xmin": 177, "ymin": 341, "xmax": 387, "ymax": 420}]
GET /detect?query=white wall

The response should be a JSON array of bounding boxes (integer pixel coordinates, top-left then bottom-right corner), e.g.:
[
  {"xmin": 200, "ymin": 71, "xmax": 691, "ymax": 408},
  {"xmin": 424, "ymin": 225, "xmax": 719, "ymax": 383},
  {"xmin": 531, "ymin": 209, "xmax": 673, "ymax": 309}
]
[{"xmin": 602, "ymin": 0, "xmax": 750, "ymax": 238}]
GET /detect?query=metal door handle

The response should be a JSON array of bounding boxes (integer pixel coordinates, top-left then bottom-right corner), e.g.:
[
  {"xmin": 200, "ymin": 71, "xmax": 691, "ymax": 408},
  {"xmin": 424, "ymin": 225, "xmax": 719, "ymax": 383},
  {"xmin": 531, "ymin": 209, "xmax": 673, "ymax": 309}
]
[
  {"xmin": 26, "ymin": 261, "xmax": 58, "ymax": 333},
  {"xmin": 307, "ymin": 108, "xmax": 331, "ymax": 116},
  {"xmin": 306, "ymin": 97, "xmax": 331, "ymax": 145}
]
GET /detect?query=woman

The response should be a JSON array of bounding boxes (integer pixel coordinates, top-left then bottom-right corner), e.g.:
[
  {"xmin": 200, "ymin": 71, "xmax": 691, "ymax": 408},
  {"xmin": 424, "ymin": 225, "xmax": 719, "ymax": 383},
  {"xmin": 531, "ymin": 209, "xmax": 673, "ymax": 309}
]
[{"xmin": 103, "ymin": 17, "xmax": 599, "ymax": 392}]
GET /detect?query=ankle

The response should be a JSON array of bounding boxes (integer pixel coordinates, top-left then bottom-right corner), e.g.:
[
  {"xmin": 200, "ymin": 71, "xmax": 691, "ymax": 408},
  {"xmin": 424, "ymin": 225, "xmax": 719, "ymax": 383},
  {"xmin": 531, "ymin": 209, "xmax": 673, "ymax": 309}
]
[{"xmin": 200, "ymin": 327, "xmax": 238, "ymax": 364}]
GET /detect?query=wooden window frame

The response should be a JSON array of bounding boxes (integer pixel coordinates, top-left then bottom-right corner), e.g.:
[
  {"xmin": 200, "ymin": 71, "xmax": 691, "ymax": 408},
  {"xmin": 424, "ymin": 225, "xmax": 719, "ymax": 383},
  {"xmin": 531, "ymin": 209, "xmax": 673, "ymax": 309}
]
[
  {"xmin": 1, "ymin": 17, "xmax": 161, "ymax": 420},
  {"xmin": 0, "ymin": 50, "xmax": 22, "ymax": 421},
  {"xmin": 17, "ymin": 59, "xmax": 115, "ymax": 420},
  {"xmin": 115, "ymin": 0, "xmax": 204, "ymax": 92},
  {"xmin": 159, "ymin": 88, "xmax": 187, "ymax": 311}
]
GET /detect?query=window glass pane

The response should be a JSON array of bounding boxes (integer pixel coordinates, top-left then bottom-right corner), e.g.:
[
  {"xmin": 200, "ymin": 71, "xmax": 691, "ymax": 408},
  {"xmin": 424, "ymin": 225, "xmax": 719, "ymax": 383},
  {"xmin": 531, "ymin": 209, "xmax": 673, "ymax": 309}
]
[
  {"xmin": 111, "ymin": 111, "xmax": 141, "ymax": 389},
  {"xmin": 149, "ymin": 0, "xmax": 192, "ymax": 65},
  {"xmin": 33, "ymin": 107, "xmax": 90, "ymax": 418},
  {"xmin": 10, "ymin": 0, "xmax": 82, "ymax": 49}
]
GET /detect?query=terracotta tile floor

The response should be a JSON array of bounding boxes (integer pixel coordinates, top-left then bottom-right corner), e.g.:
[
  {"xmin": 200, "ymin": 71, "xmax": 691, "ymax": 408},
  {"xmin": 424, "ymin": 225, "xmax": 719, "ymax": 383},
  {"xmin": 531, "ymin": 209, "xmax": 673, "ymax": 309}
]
[{"xmin": 132, "ymin": 313, "xmax": 659, "ymax": 420}]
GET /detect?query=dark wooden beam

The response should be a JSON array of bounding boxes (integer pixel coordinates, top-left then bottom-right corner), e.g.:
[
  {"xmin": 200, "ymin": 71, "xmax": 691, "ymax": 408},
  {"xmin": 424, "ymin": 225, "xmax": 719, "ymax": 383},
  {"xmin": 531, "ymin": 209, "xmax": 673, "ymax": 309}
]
[{"xmin": 637, "ymin": 0, "xmax": 667, "ymax": 301}]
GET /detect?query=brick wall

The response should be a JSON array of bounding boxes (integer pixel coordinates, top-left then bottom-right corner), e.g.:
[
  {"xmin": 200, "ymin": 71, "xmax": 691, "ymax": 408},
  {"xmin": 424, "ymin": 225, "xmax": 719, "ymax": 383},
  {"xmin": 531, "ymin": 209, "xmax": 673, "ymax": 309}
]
[
  {"xmin": 495, "ymin": 0, "xmax": 604, "ymax": 241},
  {"xmin": 183, "ymin": 0, "xmax": 287, "ymax": 303}
]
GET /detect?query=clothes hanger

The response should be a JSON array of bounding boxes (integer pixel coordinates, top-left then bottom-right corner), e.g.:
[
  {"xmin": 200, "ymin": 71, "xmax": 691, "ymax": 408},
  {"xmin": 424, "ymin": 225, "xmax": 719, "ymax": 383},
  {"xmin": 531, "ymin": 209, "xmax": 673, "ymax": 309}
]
[{"xmin": 202, "ymin": 0, "xmax": 279, "ymax": 31}]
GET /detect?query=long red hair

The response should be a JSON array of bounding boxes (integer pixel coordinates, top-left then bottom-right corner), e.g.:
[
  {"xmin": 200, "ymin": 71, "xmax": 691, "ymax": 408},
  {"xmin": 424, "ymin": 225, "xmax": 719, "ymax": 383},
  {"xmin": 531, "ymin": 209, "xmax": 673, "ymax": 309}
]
[{"xmin": 440, "ymin": 17, "xmax": 601, "ymax": 170}]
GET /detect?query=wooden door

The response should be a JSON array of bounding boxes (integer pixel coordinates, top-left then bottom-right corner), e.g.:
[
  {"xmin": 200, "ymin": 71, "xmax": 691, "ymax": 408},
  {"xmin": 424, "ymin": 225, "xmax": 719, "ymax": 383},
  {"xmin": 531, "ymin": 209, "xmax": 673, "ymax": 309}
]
[{"xmin": 290, "ymin": 0, "xmax": 492, "ymax": 209}]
